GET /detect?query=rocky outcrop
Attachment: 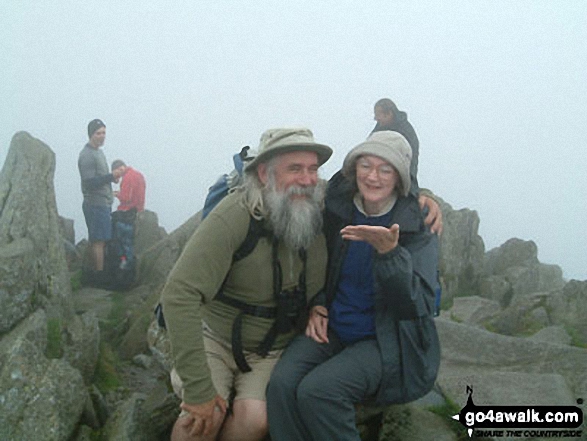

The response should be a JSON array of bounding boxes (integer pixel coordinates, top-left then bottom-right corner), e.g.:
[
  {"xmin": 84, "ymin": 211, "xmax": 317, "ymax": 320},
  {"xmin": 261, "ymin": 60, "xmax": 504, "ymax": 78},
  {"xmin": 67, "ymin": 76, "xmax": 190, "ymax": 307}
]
[
  {"xmin": 101, "ymin": 386, "xmax": 180, "ymax": 441},
  {"xmin": 484, "ymin": 237, "xmax": 540, "ymax": 275},
  {"xmin": 486, "ymin": 291, "xmax": 551, "ymax": 336},
  {"xmin": 0, "ymin": 133, "xmax": 100, "ymax": 441},
  {"xmin": 483, "ymin": 238, "xmax": 565, "ymax": 306},
  {"xmin": 529, "ymin": 326, "xmax": 572, "ymax": 345},
  {"xmin": 0, "ymin": 310, "xmax": 88, "ymax": 440},
  {"xmin": 440, "ymin": 295, "xmax": 501, "ymax": 326},
  {"xmin": 435, "ymin": 199, "xmax": 567, "ymax": 310},
  {"xmin": 59, "ymin": 216, "xmax": 75, "ymax": 245},
  {"xmin": 133, "ymin": 210, "xmax": 168, "ymax": 257},
  {"xmin": 547, "ymin": 280, "xmax": 587, "ymax": 345},
  {"xmin": 436, "ymin": 318, "xmax": 587, "ymax": 402},
  {"xmin": 63, "ymin": 311, "xmax": 101, "ymax": 383},
  {"xmin": 60, "ymin": 216, "xmax": 82, "ymax": 272},
  {"xmin": 436, "ymin": 196, "xmax": 486, "ymax": 303},
  {"xmin": 0, "ymin": 237, "xmax": 38, "ymax": 333},
  {"xmin": 136, "ymin": 210, "xmax": 202, "ymax": 287},
  {"xmin": 464, "ymin": 278, "xmax": 587, "ymax": 348},
  {"xmin": 0, "ymin": 132, "xmax": 74, "ymax": 333}
]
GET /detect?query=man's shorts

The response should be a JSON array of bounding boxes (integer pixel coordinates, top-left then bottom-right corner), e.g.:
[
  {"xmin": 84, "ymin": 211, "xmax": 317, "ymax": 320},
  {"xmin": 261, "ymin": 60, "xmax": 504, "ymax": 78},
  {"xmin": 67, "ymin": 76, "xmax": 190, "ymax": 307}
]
[
  {"xmin": 82, "ymin": 201, "xmax": 112, "ymax": 242},
  {"xmin": 171, "ymin": 322, "xmax": 283, "ymax": 403}
]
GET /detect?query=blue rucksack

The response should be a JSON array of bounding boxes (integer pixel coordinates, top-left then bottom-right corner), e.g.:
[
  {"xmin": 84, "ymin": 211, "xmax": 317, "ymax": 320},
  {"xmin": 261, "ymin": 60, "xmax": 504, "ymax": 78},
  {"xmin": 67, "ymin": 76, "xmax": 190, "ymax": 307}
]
[{"xmin": 202, "ymin": 145, "xmax": 255, "ymax": 219}]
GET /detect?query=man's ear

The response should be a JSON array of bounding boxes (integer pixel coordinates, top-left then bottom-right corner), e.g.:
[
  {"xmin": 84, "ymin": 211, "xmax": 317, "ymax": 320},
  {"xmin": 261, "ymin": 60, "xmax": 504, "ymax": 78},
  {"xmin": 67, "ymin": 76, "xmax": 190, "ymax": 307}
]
[{"xmin": 257, "ymin": 163, "xmax": 268, "ymax": 185}]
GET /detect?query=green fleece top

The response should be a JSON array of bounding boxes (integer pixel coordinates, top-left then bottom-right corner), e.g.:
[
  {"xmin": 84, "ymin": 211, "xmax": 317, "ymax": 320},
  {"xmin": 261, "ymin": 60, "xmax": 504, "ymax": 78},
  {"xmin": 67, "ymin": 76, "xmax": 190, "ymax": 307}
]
[{"xmin": 161, "ymin": 191, "xmax": 327, "ymax": 405}]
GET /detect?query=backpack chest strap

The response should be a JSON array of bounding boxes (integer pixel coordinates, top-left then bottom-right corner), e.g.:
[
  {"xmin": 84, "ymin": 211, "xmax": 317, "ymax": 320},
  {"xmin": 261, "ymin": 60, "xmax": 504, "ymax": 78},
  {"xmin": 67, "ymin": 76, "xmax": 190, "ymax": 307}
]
[
  {"xmin": 218, "ymin": 238, "xmax": 308, "ymax": 373},
  {"xmin": 214, "ymin": 291, "xmax": 276, "ymax": 319}
]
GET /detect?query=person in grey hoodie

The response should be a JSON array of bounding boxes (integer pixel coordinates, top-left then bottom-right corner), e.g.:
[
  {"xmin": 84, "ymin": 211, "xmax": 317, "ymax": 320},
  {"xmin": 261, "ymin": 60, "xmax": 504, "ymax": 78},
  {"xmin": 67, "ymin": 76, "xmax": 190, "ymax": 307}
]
[{"xmin": 78, "ymin": 119, "xmax": 123, "ymax": 285}]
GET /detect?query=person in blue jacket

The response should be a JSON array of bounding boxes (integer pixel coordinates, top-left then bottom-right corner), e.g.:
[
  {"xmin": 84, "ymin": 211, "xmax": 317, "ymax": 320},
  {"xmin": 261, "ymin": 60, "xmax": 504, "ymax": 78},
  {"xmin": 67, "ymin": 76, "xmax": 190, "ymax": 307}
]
[{"xmin": 266, "ymin": 131, "xmax": 440, "ymax": 441}]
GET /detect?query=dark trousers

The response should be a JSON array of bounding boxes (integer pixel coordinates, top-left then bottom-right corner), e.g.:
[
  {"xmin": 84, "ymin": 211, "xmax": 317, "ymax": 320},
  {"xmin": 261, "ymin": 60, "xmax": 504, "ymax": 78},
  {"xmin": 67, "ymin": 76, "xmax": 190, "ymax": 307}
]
[
  {"xmin": 114, "ymin": 221, "xmax": 134, "ymax": 265},
  {"xmin": 266, "ymin": 332, "xmax": 382, "ymax": 441}
]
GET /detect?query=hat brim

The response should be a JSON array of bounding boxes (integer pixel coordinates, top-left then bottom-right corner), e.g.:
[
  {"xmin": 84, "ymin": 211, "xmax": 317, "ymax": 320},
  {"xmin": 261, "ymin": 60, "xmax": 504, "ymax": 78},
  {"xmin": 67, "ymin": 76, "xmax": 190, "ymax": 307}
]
[
  {"xmin": 342, "ymin": 141, "xmax": 411, "ymax": 197},
  {"xmin": 245, "ymin": 142, "xmax": 333, "ymax": 173}
]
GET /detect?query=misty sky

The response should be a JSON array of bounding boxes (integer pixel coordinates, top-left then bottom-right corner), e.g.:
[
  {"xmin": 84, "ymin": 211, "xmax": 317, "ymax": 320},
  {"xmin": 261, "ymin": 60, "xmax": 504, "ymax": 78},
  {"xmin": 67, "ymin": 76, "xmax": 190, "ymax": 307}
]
[{"xmin": 1, "ymin": 1, "xmax": 586, "ymax": 280}]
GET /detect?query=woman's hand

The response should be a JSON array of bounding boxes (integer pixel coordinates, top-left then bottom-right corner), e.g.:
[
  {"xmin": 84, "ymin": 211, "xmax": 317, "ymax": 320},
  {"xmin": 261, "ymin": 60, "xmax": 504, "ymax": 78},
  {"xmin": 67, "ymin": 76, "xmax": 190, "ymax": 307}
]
[
  {"xmin": 305, "ymin": 305, "xmax": 329, "ymax": 343},
  {"xmin": 340, "ymin": 223, "xmax": 400, "ymax": 254}
]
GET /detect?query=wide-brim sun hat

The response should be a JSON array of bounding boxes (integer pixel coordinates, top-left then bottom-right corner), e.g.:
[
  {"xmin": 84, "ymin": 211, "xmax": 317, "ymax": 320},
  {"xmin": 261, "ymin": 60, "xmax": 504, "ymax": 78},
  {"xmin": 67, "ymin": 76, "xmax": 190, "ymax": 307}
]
[
  {"xmin": 245, "ymin": 127, "xmax": 333, "ymax": 173},
  {"xmin": 342, "ymin": 130, "xmax": 412, "ymax": 197}
]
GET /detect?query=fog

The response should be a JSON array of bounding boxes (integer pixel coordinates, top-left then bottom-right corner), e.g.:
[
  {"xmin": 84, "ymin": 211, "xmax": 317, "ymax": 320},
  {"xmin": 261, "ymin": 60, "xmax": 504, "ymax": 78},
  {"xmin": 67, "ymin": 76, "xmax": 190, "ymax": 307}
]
[{"xmin": 1, "ymin": 1, "xmax": 586, "ymax": 280}]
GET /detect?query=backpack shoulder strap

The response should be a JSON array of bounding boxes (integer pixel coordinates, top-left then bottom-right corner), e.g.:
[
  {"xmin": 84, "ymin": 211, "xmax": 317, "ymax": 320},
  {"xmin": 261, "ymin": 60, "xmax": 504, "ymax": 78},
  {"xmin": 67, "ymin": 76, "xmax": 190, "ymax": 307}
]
[
  {"xmin": 154, "ymin": 214, "xmax": 266, "ymax": 330},
  {"xmin": 232, "ymin": 216, "xmax": 267, "ymax": 262}
]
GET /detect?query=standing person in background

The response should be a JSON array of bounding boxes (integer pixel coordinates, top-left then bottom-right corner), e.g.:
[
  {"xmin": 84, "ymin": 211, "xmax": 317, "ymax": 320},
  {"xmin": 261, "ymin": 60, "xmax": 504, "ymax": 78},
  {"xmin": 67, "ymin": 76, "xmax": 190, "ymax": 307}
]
[
  {"xmin": 110, "ymin": 159, "xmax": 146, "ymax": 274},
  {"xmin": 78, "ymin": 119, "xmax": 123, "ymax": 287},
  {"xmin": 111, "ymin": 159, "xmax": 146, "ymax": 213},
  {"xmin": 372, "ymin": 97, "xmax": 443, "ymax": 234},
  {"xmin": 372, "ymin": 98, "xmax": 420, "ymax": 191}
]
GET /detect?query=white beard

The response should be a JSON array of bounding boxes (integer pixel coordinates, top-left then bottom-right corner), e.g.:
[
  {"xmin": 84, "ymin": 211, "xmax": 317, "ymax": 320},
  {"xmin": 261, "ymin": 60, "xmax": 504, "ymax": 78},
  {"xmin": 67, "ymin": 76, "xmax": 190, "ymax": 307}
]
[{"xmin": 264, "ymin": 179, "xmax": 325, "ymax": 250}]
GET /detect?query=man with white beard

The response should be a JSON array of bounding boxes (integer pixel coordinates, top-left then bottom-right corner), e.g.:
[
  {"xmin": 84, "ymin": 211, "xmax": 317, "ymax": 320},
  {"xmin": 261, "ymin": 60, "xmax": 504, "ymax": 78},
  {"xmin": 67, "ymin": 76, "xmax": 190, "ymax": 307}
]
[
  {"xmin": 161, "ymin": 128, "xmax": 332, "ymax": 441},
  {"xmin": 264, "ymin": 168, "xmax": 326, "ymax": 250}
]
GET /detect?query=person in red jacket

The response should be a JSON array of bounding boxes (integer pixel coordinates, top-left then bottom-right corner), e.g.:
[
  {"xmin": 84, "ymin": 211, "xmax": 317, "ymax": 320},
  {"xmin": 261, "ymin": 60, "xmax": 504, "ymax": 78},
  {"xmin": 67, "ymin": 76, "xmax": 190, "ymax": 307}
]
[
  {"xmin": 110, "ymin": 159, "xmax": 146, "ymax": 276},
  {"xmin": 111, "ymin": 159, "xmax": 146, "ymax": 212}
]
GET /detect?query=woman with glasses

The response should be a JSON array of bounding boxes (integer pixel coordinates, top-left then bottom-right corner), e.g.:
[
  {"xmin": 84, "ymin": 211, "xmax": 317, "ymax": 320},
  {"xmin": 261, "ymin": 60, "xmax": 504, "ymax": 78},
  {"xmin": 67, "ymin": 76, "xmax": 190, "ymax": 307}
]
[{"xmin": 267, "ymin": 131, "xmax": 440, "ymax": 441}]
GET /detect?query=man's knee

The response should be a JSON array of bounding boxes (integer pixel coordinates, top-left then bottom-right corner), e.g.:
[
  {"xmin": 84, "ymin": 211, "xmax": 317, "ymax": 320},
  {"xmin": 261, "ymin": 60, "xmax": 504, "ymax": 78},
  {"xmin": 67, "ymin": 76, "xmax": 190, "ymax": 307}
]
[
  {"xmin": 222, "ymin": 399, "xmax": 267, "ymax": 441},
  {"xmin": 232, "ymin": 399, "xmax": 267, "ymax": 429}
]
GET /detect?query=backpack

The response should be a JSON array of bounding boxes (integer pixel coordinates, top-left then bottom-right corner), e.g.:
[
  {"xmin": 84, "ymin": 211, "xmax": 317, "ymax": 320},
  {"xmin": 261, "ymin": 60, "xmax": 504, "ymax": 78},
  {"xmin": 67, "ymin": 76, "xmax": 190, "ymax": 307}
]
[{"xmin": 201, "ymin": 145, "xmax": 255, "ymax": 219}]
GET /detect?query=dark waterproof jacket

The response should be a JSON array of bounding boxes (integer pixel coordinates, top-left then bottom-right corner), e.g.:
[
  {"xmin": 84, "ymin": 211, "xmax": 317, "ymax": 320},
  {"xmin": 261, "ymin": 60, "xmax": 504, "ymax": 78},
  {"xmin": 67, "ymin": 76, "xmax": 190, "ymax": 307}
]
[
  {"xmin": 317, "ymin": 173, "xmax": 440, "ymax": 405},
  {"xmin": 372, "ymin": 110, "xmax": 420, "ymax": 195}
]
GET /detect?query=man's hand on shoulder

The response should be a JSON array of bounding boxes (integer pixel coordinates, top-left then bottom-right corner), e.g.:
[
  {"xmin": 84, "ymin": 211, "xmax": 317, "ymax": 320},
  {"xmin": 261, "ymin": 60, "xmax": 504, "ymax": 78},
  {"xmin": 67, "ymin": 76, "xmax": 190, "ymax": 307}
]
[{"xmin": 418, "ymin": 194, "xmax": 443, "ymax": 235}]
